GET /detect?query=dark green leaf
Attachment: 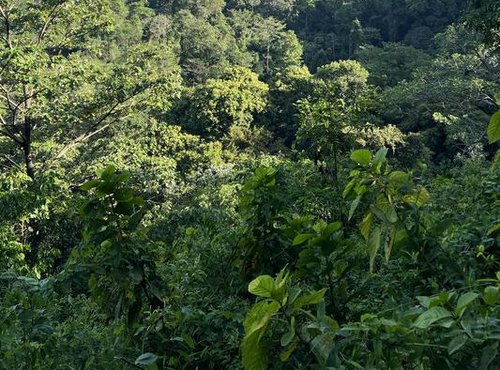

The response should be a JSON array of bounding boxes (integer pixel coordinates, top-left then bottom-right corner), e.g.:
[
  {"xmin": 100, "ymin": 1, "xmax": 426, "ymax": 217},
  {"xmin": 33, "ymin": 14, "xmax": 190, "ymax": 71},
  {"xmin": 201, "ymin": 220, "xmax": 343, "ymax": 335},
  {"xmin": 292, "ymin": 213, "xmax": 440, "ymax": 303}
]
[
  {"xmin": 455, "ymin": 292, "xmax": 478, "ymax": 316},
  {"xmin": 135, "ymin": 353, "xmax": 159, "ymax": 366},
  {"xmin": 349, "ymin": 195, "xmax": 362, "ymax": 220},
  {"xmin": 448, "ymin": 335, "xmax": 467, "ymax": 355},
  {"xmin": 479, "ymin": 343, "xmax": 498, "ymax": 370},
  {"xmin": 483, "ymin": 286, "xmax": 499, "ymax": 305},
  {"xmin": 413, "ymin": 307, "xmax": 452, "ymax": 329},
  {"xmin": 368, "ymin": 227, "xmax": 381, "ymax": 273}
]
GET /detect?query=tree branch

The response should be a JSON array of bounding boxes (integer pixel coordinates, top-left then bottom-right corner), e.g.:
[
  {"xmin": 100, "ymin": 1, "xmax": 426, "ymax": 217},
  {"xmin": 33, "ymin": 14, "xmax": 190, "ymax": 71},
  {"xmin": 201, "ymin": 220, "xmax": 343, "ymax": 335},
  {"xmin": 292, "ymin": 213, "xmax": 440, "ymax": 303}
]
[
  {"xmin": 0, "ymin": 124, "xmax": 24, "ymax": 145},
  {"xmin": 37, "ymin": 2, "xmax": 66, "ymax": 45},
  {"xmin": 1, "ymin": 154, "xmax": 23, "ymax": 171},
  {"xmin": 114, "ymin": 356, "xmax": 144, "ymax": 370},
  {"xmin": 0, "ymin": 87, "xmax": 18, "ymax": 110},
  {"xmin": 0, "ymin": 5, "xmax": 13, "ymax": 49},
  {"xmin": 54, "ymin": 122, "xmax": 111, "ymax": 160}
]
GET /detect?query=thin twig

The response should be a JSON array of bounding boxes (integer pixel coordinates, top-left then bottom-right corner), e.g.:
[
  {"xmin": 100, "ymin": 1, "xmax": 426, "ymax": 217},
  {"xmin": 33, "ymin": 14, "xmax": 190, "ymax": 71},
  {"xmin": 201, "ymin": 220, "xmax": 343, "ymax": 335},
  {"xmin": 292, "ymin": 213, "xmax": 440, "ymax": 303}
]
[
  {"xmin": 1, "ymin": 154, "xmax": 23, "ymax": 171},
  {"xmin": 114, "ymin": 356, "xmax": 144, "ymax": 369},
  {"xmin": 37, "ymin": 2, "xmax": 65, "ymax": 44}
]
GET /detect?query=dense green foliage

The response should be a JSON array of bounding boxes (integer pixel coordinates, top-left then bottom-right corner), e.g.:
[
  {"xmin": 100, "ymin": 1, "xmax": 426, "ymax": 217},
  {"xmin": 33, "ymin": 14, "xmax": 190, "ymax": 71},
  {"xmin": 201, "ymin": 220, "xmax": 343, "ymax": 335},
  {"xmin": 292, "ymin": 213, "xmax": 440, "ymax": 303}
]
[{"xmin": 1, "ymin": 0, "xmax": 499, "ymax": 369}]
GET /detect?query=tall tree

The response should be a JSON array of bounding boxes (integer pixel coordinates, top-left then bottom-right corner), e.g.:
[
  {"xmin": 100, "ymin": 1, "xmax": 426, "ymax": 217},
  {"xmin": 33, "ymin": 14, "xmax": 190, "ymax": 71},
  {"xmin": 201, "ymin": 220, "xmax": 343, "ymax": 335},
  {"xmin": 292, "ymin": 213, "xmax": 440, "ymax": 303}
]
[
  {"xmin": 174, "ymin": 66, "xmax": 269, "ymax": 137},
  {"xmin": 464, "ymin": 0, "xmax": 500, "ymax": 47},
  {"xmin": 0, "ymin": 0, "xmax": 176, "ymax": 178}
]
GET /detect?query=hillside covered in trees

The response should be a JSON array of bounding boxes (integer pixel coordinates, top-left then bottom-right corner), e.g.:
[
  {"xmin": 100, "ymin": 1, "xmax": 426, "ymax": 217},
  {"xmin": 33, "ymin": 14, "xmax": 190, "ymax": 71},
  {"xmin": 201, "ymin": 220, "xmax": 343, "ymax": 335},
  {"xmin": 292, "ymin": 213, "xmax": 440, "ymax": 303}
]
[{"xmin": 0, "ymin": 0, "xmax": 499, "ymax": 369}]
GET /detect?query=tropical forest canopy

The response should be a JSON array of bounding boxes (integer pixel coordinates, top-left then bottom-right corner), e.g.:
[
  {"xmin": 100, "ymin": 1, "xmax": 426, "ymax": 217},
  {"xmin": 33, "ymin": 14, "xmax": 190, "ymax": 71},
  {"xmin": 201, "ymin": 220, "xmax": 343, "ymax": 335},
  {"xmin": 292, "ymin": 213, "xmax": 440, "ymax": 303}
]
[{"xmin": 0, "ymin": 0, "xmax": 499, "ymax": 369}]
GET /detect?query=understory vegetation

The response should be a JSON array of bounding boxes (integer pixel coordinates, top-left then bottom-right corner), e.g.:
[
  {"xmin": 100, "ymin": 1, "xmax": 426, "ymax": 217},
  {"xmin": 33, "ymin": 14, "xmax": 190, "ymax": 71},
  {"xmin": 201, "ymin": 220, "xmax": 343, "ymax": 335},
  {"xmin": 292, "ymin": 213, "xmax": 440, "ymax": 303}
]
[{"xmin": 0, "ymin": 0, "xmax": 499, "ymax": 369}]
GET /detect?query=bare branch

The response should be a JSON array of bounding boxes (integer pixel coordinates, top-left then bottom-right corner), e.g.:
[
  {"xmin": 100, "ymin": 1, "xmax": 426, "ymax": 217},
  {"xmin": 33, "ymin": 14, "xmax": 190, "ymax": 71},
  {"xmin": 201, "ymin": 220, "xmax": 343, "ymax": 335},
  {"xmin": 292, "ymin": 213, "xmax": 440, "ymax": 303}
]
[
  {"xmin": 114, "ymin": 357, "xmax": 143, "ymax": 370},
  {"xmin": 54, "ymin": 122, "xmax": 111, "ymax": 160},
  {"xmin": 0, "ymin": 111, "xmax": 24, "ymax": 145},
  {"xmin": 0, "ymin": 93, "xmax": 17, "ymax": 110},
  {"xmin": 0, "ymin": 129, "xmax": 23, "ymax": 145},
  {"xmin": 37, "ymin": 2, "xmax": 66, "ymax": 45},
  {"xmin": 48, "ymin": 84, "xmax": 152, "ymax": 167},
  {"xmin": 1, "ymin": 153, "xmax": 23, "ymax": 171},
  {"xmin": 0, "ymin": 85, "xmax": 18, "ymax": 109},
  {"xmin": 0, "ymin": 4, "xmax": 13, "ymax": 49}
]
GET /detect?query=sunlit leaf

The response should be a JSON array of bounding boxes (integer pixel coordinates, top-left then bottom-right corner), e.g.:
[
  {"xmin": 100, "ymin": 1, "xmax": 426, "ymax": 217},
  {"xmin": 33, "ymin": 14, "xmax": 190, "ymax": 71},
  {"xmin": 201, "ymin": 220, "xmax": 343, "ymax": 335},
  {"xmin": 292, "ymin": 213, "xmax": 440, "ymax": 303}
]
[
  {"xmin": 248, "ymin": 275, "xmax": 275, "ymax": 298},
  {"xmin": 350, "ymin": 149, "xmax": 372, "ymax": 166},
  {"xmin": 487, "ymin": 111, "xmax": 500, "ymax": 143}
]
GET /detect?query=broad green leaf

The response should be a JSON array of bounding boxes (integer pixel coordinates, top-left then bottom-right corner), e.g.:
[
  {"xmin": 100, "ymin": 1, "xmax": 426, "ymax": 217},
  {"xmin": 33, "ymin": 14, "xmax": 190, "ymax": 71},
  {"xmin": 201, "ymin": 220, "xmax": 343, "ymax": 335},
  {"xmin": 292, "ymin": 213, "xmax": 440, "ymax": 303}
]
[
  {"xmin": 280, "ymin": 330, "xmax": 294, "ymax": 347},
  {"xmin": 323, "ymin": 316, "xmax": 340, "ymax": 332},
  {"xmin": 98, "ymin": 165, "xmax": 117, "ymax": 180},
  {"xmin": 324, "ymin": 221, "xmax": 342, "ymax": 235},
  {"xmin": 373, "ymin": 147, "xmax": 388, "ymax": 165},
  {"xmin": 181, "ymin": 333, "xmax": 196, "ymax": 350},
  {"xmin": 349, "ymin": 195, "xmax": 362, "ymax": 220},
  {"xmin": 280, "ymin": 317, "xmax": 295, "ymax": 346},
  {"xmin": 350, "ymin": 149, "xmax": 372, "ymax": 166},
  {"xmin": 354, "ymin": 182, "xmax": 367, "ymax": 195},
  {"xmin": 242, "ymin": 301, "xmax": 280, "ymax": 370},
  {"xmin": 455, "ymin": 292, "xmax": 479, "ymax": 316},
  {"xmin": 287, "ymin": 287, "xmax": 302, "ymax": 306},
  {"xmin": 360, "ymin": 211, "xmax": 373, "ymax": 240},
  {"xmin": 279, "ymin": 341, "xmax": 298, "ymax": 362},
  {"xmin": 80, "ymin": 179, "xmax": 101, "ymax": 191},
  {"xmin": 248, "ymin": 275, "xmax": 275, "ymax": 298},
  {"xmin": 371, "ymin": 204, "xmax": 386, "ymax": 222},
  {"xmin": 428, "ymin": 292, "xmax": 452, "ymax": 308},
  {"xmin": 317, "ymin": 299, "xmax": 326, "ymax": 318},
  {"xmin": 310, "ymin": 332, "xmax": 335, "ymax": 364},
  {"xmin": 403, "ymin": 187, "xmax": 430, "ymax": 207},
  {"xmin": 368, "ymin": 227, "xmax": 381, "ymax": 273},
  {"xmin": 439, "ymin": 319, "xmax": 454, "ymax": 328},
  {"xmin": 479, "ymin": 343, "xmax": 498, "ymax": 370},
  {"xmin": 487, "ymin": 111, "xmax": 500, "ymax": 143},
  {"xmin": 483, "ymin": 286, "xmax": 499, "ymax": 305},
  {"xmin": 487, "ymin": 223, "xmax": 500, "ymax": 236},
  {"xmin": 413, "ymin": 307, "xmax": 452, "ymax": 329},
  {"xmin": 292, "ymin": 233, "xmax": 315, "ymax": 246},
  {"xmin": 375, "ymin": 194, "xmax": 398, "ymax": 223},
  {"xmin": 294, "ymin": 288, "xmax": 327, "ymax": 309},
  {"xmin": 417, "ymin": 296, "xmax": 431, "ymax": 309},
  {"xmin": 185, "ymin": 227, "xmax": 197, "ymax": 235},
  {"xmin": 242, "ymin": 329, "xmax": 268, "ymax": 370},
  {"xmin": 343, "ymin": 178, "xmax": 356, "ymax": 198},
  {"xmin": 274, "ymin": 269, "xmax": 289, "ymax": 303},
  {"xmin": 135, "ymin": 353, "xmax": 159, "ymax": 366},
  {"xmin": 312, "ymin": 220, "xmax": 327, "ymax": 233},
  {"xmin": 244, "ymin": 301, "xmax": 280, "ymax": 334},
  {"xmin": 384, "ymin": 226, "xmax": 396, "ymax": 262},
  {"xmin": 448, "ymin": 334, "xmax": 467, "ymax": 355},
  {"xmin": 388, "ymin": 171, "xmax": 409, "ymax": 187},
  {"xmin": 100, "ymin": 240, "xmax": 113, "ymax": 249}
]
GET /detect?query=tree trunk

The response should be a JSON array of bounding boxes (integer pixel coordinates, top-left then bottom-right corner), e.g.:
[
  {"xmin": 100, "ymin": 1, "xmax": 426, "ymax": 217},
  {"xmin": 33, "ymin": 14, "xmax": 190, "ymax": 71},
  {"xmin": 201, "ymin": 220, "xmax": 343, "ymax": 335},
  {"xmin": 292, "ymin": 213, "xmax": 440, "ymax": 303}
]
[
  {"xmin": 23, "ymin": 143, "xmax": 35, "ymax": 179},
  {"xmin": 23, "ymin": 116, "xmax": 35, "ymax": 178},
  {"xmin": 265, "ymin": 44, "xmax": 270, "ymax": 74}
]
